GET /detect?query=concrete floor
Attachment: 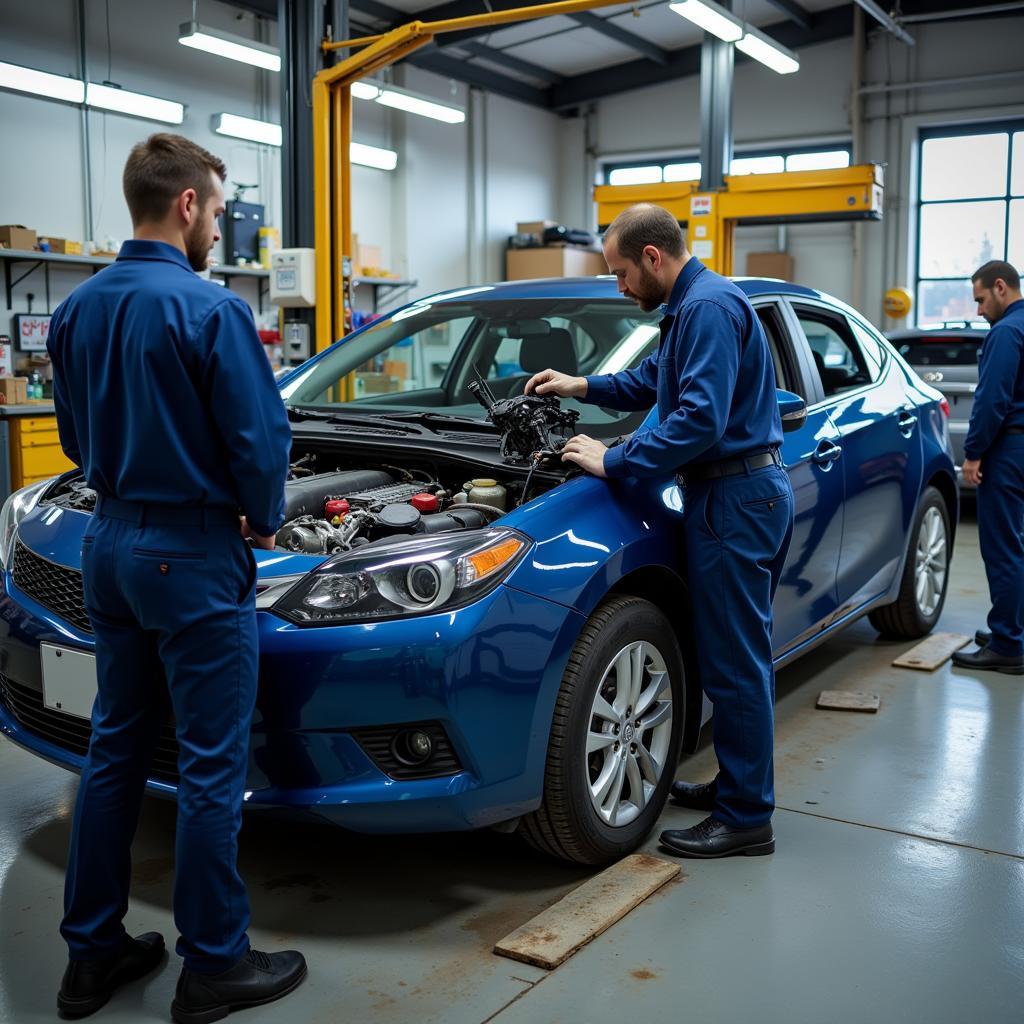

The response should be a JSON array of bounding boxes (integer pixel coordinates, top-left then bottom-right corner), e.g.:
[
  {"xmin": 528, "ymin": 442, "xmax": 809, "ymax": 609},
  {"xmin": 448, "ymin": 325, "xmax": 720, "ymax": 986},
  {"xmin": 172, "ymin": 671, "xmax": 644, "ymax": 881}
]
[{"xmin": 2, "ymin": 502, "xmax": 1023, "ymax": 1023}]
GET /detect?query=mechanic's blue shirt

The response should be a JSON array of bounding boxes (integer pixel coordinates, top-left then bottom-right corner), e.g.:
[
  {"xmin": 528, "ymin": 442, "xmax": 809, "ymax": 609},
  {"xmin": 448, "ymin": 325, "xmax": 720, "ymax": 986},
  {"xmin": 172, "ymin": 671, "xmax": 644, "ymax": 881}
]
[
  {"xmin": 964, "ymin": 298, "xmax": 1024, "ymax": 461},
  {"xmin": 584, "ymin": 258, "xmax": 782, "ymax": 479},
  {"xmin": 47, "ymin": 240, "xmax": 291, "ymax": 537}
]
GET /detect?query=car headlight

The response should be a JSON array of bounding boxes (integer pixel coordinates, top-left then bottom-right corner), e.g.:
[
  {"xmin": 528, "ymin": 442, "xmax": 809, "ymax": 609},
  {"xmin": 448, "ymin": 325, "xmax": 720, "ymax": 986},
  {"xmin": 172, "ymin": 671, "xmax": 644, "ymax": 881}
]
[
  {"xmin": 273, "ymin": 528, "xmax": 529, "ymax": 625},
  {"xmin": 0, "ymin": 480, "xmax": 51, "ymax": 569}
]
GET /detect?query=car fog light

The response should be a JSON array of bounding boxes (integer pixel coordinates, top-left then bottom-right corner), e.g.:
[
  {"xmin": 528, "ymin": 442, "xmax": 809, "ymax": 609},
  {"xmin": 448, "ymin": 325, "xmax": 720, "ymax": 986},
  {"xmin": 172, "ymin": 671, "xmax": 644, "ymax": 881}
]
[
  {"xmin": 393, "ymin": 729, "xmax": 433, "ymax": 765},
  {"xmin": 407, "ymin": 563, "xmax": 442, "ymax": 603}
]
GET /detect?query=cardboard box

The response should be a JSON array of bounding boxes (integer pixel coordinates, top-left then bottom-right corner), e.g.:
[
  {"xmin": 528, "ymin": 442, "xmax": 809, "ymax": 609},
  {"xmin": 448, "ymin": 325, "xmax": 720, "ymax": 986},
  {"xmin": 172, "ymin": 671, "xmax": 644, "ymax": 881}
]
[
  {"xmin": 352, "ymin": 233, "xmax": 383, "ymax": 275},
  {"xmin": 746, "ymin": 251, "xmax": 794, "ymax": 281},
  {"xmin": 355, "ymin": 371, "xmax": 400, "ymax": 395},
  {"xmin": 506, "ymin": 247, "xmax": 608, "ymax": 281},
  {"xmin": 37, "ymin": 237, "xmax": 82, "ymax": 255},
  {"xmin": 0, "ymin": 226, "xmax": 37, "ymax": 251},
  {"xmin": 516, "ymin": 220, "xmax": 558, "ymax": 237},
  {"xmin": 0, "ymin": 377, "xmax": 29, "ymax": 405}
]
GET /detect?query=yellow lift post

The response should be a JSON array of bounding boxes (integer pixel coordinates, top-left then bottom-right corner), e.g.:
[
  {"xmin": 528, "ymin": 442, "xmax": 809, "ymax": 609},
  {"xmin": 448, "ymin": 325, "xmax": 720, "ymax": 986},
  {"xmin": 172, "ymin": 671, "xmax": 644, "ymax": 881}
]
[{"xmin": 594, "ymin": 164, "xmax": 884, "ymax": 277}]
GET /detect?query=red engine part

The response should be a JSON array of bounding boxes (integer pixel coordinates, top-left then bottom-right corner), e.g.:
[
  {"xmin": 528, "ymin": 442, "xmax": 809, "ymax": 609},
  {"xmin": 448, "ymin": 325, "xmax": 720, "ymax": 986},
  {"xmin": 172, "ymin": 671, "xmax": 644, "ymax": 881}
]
[
  {"xmin": 325, "ymin": 498, "xmax": 350, "ymax": 519},
  {"xmin": 410, "ymin": 492, "xmax": 439, "ymax": 513}
]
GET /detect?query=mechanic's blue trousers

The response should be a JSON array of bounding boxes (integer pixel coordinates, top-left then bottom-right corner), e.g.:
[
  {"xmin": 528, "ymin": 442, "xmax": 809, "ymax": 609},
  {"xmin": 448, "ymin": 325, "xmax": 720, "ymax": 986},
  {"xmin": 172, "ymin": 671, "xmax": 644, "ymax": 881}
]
[
  {"xmin": 61, "ymin": 499, "xmax": 258, "ymax": 974},
  {"xmin": 683, "ymin": 462, "xmax": 794, "ymax": 829},
  {"xmin": 978, "ymin": 434, "xmax": 1024, "ymax": 657}
]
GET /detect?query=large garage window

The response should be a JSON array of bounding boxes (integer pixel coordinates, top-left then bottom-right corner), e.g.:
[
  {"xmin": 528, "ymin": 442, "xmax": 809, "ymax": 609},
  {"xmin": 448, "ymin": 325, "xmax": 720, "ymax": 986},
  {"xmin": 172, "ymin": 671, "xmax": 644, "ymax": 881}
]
[{"xmin": 916, "ymin": 120, "xmax": 1024, "ymax": 327}]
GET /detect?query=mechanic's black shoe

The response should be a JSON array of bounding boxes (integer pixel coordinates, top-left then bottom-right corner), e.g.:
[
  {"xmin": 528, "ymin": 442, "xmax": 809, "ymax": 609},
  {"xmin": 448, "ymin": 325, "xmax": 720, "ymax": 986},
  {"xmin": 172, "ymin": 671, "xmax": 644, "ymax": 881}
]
[
  {"xmin": 171, "ymin": 948, "xmax": 307, "ymax": 1024},
  {"xmin": 58, "ymin": 931, "xmax": 165, "ymax": 1018},
  {"xmin": 975, "ymin": 630, "xmax": 992, "ymax": 647},
  {"xmin": 952, "ymin": 646, "xmax": 1024, "ymax": 674},
  {"xmin": 659, "ymin": 816, "xmax": 774, "ymax": 859},
  {"xmin": 668, "ymin": 779, "xmax": 718, "ymax": 810}
]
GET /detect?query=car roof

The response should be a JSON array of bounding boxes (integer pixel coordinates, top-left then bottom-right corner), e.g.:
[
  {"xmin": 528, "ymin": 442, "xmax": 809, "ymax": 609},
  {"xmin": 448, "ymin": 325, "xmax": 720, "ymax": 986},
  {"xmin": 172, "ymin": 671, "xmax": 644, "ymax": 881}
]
[
  {"xmin": 418, "ymin": 275, "xmax": 824, "ymax": 305},
  {"xmin": 887, "ymin": 326, "xmax": 988, "ymax": 340}
]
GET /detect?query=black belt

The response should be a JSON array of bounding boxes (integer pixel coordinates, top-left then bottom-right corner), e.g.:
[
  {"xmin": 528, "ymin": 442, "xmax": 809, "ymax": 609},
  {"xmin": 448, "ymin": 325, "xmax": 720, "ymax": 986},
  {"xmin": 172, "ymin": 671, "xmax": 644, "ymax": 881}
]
[
  {"xmin": 95, "ymin": 495, "xmax": 239, "ymax": 529},
  {"xmin": 678, "ymin": 448, "xmax": 782, "ymax": 485},
  {"xmin": 1005, "ymin": 427, "xmax": 1024, "ymax": 436}
]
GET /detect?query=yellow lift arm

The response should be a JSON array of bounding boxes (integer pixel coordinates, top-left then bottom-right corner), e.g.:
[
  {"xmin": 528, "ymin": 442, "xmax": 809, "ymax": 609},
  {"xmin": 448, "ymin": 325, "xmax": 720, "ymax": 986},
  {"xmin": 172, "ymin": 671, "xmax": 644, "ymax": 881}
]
[
  {"xmin": 313, "ymin": 0, "xmax": 637, "ymax": 357},
  {"xmin": 594, "ymin": 164, "xmax": 884, "ymax": 277}
]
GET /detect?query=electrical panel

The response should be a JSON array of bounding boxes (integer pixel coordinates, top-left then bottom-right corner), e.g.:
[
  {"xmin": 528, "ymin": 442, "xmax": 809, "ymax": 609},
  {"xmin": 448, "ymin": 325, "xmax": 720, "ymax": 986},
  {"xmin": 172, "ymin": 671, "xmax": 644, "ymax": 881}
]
[{"xmin": 270, "ymin": 248, "xmax": 316, "ymax": 308}]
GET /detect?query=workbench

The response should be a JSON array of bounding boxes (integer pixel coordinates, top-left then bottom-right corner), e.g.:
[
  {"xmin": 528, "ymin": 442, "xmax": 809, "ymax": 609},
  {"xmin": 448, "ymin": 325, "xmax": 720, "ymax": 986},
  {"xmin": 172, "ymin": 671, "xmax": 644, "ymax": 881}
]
[{"xmin": 0, "ymin": 404, "xmax": 74, "ymax": 500}]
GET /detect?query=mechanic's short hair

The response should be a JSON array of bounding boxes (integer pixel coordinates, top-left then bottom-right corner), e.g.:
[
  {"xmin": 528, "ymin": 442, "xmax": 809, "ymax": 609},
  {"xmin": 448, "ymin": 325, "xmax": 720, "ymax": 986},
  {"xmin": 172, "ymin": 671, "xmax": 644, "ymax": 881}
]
[
  {"xmin": 972, "ymin": 259, "xmax": 1020, "ymax": 292},
  {"xmin": 604, "ymin": 203, "xmax": 686, "ymax": 263},
  {"xmin": 123, "ymin": 133, "xmax": 227, "ymax": 227}
]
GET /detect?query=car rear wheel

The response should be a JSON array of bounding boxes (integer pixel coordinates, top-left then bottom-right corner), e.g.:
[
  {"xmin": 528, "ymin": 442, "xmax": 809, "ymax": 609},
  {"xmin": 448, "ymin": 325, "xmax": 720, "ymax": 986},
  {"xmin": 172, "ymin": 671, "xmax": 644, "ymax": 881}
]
[
  {"xmin": 519, "ymin": 595, "xmax": 685, "ymax": 865},
  {"xmin": 868, "ymin": 485, "xmax": 951, "ymax": 639}
]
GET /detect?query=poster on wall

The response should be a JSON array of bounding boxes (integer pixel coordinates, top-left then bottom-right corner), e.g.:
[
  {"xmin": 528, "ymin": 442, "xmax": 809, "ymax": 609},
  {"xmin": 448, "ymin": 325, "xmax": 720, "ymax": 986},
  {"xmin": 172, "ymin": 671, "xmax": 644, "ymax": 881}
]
[{"xmin": 14, "ymin": 314, "xmax": 51, "ymax": 352}]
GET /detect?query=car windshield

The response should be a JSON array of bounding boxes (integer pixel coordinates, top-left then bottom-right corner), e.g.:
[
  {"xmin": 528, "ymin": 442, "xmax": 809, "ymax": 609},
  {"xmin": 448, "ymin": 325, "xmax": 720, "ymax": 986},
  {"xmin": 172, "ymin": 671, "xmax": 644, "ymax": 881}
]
[
  {"xmin": 280, "ymin": 298, "xmax": 663, "ymax": 440},
  {"xmin": 897, "ymin": 336, "xmax": 985, "ymax": 366}
]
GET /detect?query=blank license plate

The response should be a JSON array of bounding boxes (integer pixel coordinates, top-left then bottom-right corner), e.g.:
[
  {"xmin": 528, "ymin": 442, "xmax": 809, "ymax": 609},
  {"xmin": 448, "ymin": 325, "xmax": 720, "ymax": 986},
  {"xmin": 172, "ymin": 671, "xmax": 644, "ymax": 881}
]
[{"xmin": 41, "ymin": 643, "xmax": 98, "ymax": 720}]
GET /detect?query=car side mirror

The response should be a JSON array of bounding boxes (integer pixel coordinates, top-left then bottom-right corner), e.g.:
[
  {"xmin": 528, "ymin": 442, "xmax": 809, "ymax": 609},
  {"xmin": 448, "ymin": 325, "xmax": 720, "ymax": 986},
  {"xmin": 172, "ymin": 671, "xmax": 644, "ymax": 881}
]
[{"xmin": 777, "ymin": 389, "xmax": 807, "ymax": 433}]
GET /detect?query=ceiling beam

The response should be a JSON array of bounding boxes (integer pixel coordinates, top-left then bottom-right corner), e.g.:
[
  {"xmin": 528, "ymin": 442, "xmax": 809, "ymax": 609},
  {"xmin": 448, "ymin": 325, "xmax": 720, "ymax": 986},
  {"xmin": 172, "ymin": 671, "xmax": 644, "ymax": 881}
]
[
  {"xmin": 408, "ymin": 48, "xmax": 550, "ymax": 106},
  {"xmin": 567, "ymin": 11, "xmax": 669, "ymax": 64},
  {"xmin": 763, "ymin": 0, "xmax": 812, "ymax": 31},
  {"xmin": 457, "ymin": 41, "xmax": 566, "ymax": 84},
  {"xmin": 549, "ymin": 3, "xmax": 853, "ymax": 109}
]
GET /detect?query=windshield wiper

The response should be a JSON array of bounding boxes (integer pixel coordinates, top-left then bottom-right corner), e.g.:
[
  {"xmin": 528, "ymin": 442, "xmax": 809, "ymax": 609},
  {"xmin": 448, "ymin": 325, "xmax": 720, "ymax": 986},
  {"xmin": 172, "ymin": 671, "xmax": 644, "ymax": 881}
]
[{"xmin": 287, "ymin": 406, "xmax": 421, "ymax": 433}]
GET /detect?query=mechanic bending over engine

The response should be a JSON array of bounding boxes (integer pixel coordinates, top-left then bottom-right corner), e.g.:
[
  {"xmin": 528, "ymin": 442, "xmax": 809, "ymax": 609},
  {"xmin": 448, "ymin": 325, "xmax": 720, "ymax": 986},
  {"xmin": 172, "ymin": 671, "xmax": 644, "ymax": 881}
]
[
  {"xmin": 525, "ymin": 202, "xmax": 795, "ymax": 859},
  {"xmin": 47, "ymin": 133, "xmax": 306, "ymax": 1021}
]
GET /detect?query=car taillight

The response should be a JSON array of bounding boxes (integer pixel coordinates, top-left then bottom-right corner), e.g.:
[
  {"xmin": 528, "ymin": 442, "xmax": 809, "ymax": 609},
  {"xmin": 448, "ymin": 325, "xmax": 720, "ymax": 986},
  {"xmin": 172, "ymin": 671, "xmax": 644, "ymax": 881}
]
[{"xmin": 940, "ymin": 398, "xmax": 950, "ymax": 418}]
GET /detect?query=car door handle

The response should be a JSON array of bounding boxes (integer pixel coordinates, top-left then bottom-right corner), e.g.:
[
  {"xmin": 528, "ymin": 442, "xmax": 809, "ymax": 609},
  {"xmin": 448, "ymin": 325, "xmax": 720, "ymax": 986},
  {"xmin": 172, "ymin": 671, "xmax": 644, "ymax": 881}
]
[
  {"xmin": 897, "ymin": 410, "xmax": 918, "ymax": 436},
  {"xmin": 812, "ymin": 441, "xmax": 843, "ymax": 466}
]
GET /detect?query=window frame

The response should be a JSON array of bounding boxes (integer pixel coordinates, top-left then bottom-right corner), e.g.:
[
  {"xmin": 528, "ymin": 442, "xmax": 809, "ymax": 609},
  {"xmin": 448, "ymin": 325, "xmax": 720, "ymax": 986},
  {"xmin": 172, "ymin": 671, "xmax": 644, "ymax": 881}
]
[{"xmin": 915, "ymin": 119, "xmax": 1024, "ymax": 327}]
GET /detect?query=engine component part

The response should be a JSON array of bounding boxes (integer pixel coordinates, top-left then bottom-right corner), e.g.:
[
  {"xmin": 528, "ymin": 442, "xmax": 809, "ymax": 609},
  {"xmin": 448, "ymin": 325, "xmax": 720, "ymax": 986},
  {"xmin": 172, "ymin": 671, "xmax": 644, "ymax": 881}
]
[
  {"xmin": 345, "ymin": 481, "xmax": 429, "ymax": 511},
  {"xmin": 284, "ymin": 470, "xmax": 392, "ymax": 521},
  {"xmin": 468, "ymin": 370, "xmax": 578, "ymax": 464},
  {"xmin": 375, "ymin": 503, "xmax": 422, "ymax": 536},
  {"xmin": 277, "ymin": 509, "xmax": 374, "ymax": 555},
  {"xmin": 467, "ymin": 479, "xmax": 507, "ymax": 511},
  {"xmin": 325, "ymin": 498, "xmax": 350, "ymax": 519},
  {"xmin": 410, "ymin": 492, "xmax": 439, "ymax": 514},
  {"xmin": 421, "ymin": 508, "xmax": 489, "ymax": 533}
]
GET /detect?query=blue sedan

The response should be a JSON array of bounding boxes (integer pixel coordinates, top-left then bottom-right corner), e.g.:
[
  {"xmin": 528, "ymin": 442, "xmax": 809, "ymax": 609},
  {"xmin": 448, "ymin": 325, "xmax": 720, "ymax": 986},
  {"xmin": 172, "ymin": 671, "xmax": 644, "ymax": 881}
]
[{"xmin": 0, "ymin": 276, "xmax": 957, "ymax": 864}]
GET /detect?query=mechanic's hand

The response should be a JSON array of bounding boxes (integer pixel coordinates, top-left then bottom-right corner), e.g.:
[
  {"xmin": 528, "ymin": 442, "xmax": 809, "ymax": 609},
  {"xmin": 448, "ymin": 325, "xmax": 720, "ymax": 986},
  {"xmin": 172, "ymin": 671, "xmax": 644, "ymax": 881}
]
[
  {"xmin": 524, "ymin": 368, "xmax": 588, "ymax": 399},
  {"xmin": 241, "ymin": 517, "xmax": 276, "ymax": 550},
  {"xmin": 561, "ymin": 434, "xmax": 608, "ymax": 478},
  {"xmin": 962, "ymin": 458, "xmax": 982, "ymax": 487}
]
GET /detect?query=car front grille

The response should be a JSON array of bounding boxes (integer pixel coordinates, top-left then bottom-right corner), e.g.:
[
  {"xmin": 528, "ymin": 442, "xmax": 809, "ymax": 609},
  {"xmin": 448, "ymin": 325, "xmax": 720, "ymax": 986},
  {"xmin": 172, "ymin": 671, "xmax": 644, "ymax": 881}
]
[
  {"xmin": 11, "ymin": 541, "xmax": 93, "ymax": 634},
  {"xmin": 0, "ymin": 673, "xmax": 181, "ymax": 785}
]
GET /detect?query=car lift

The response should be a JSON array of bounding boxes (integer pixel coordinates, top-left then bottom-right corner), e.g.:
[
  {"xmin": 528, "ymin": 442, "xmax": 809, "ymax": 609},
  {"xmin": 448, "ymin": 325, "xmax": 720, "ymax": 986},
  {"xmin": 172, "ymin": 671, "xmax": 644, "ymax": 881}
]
[{"xmin": 311, "ymin": 2, "xmax": 885, "ymax": 356}]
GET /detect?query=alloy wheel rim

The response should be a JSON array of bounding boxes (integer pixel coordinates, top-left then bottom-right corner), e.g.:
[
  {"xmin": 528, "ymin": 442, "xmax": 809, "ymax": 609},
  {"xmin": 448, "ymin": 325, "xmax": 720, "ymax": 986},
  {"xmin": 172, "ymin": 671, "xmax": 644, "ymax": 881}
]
[
  {"xmin": 914, "ymin": 506, "xmax": 947, "ymax": 618},
  {"xmin": 585, "ymin": 641, "xmax": 673, "ymax": 828}
]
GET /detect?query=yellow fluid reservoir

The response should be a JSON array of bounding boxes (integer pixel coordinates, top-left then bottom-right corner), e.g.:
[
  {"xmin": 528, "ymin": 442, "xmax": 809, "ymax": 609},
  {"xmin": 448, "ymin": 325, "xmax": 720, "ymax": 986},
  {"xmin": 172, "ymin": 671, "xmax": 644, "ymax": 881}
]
[{"xmin": 468, "ymin": 478, "xmax": 507, "ymax": 510}]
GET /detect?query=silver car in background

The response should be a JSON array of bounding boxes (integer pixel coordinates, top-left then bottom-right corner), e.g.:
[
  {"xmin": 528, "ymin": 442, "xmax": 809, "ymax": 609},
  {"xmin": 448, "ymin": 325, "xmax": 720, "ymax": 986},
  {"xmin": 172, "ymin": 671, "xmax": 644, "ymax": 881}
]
[{"xmin": 888, "ymin": 327, "xmax": 988, "ymax": 489}]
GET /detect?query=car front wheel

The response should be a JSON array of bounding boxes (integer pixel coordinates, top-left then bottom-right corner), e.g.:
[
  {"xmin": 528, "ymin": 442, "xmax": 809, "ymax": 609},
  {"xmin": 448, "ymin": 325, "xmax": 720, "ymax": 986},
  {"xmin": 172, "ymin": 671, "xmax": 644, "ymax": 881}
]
[
  {"xmin": 519, "ymin": 595, "xmax": 685, "ymax": 865},
  {"xmin": 868, "ymin": 485, "xmax": 951, "ymax": 639}
]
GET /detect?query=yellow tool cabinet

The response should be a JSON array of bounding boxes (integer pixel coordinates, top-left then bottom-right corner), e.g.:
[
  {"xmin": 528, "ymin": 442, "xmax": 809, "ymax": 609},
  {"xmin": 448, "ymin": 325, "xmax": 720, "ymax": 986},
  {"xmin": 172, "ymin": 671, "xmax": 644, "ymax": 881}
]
[{"xmin": 0, "ymin": 407, "xmax": 75, "ymax": 497}]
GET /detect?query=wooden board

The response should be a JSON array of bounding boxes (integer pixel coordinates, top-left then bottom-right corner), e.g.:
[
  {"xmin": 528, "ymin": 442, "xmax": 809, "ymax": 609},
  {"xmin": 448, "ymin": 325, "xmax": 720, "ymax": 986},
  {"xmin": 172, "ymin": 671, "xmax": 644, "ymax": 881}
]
[
  {"xmin": 817, "ymin": 690, "xmax": 881, "ymax": 712},
  {"xmin": 494, "ymin": 853, "xmax": 679, "ymax": 970},
  {"xmin": 892, "ymin": 632, "xmax": 971, "ymax": 671}
]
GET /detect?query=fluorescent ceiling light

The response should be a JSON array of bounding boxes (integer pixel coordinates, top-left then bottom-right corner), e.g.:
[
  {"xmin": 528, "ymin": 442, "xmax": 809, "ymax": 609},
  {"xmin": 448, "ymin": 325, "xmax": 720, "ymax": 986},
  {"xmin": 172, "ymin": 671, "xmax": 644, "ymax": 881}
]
[
  {"xmin": 669, "ymin": 0, "xmax": 743, "ymax": 43},
  {"xmin": 179, "ymin": 21, "xmax": 280, "ymax": 72},
  {"xmin": 213, "ymin": 112, "xmax": 282, "ymax": 145},
  {"xmin": 213, "ymin": 113, "xmax": 398, "ymax": 170},
  {"xmin": 376, "ymin": 87, "xmax": 465, "ymax": 124},
  {"xmin": 736, "ymin": 27, "xmax": 799, "ymax": 74},
  {"xmin": 86, "ymin": 82, "xmax": 184, "ymax": 123},
  {"xmin": 351, "ymin": 81, "xmax": 381, "ymax": 100},
  {"xmin": 0, "ymin": 60, "xmax": 85, "ymax": 103},
  {"xmin": 351, "ymin": 142, "xmax": 398, "ymax": 171}
]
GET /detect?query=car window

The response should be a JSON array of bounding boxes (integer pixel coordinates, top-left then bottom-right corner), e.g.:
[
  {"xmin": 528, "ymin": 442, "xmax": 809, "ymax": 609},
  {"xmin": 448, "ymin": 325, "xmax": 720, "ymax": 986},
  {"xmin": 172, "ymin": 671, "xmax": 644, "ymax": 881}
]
[
  {"xmin": 754, "ymin": 302, "xmax": 802, "ymax": 398},
  {"xmin": 848, "ymin": 320, "xmax": 887, "ymax": 381},
  {"xmin": 793, "ymin": 305, "xmax": 873, "ymax": 398},
  {"xmin": 895, "ymin": 337, "xmax": 984, "ymax": 366}
]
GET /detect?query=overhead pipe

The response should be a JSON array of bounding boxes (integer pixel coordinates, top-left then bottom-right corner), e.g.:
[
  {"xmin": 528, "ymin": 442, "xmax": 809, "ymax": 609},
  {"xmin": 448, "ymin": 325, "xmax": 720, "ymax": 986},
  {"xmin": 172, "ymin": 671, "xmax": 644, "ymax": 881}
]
[
  {"xmin": 900, "ymin": 1, "xmax": 1024, "ymax": 22},
  {"xmin": 852, "ymin": 0, "xmax": 914, "ymax": 46},
  {"xmin": 859, "ymin": 69, "xmax": 1024, "ymax": 95}
]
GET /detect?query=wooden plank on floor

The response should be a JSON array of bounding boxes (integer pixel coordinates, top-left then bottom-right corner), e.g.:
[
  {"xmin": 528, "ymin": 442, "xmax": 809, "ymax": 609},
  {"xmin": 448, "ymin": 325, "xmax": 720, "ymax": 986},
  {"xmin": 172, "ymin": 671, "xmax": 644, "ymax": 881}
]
[
  {"xmin": 817, "ymin": 690, "xmax": 881, "ymax": 712},
  {"xmin": 892, "ymin": 631, "xmax": 971, "ymax": 671},
  {"xmin": 494, "ymin": 853, "xmax": 679, "ymax": 970}
]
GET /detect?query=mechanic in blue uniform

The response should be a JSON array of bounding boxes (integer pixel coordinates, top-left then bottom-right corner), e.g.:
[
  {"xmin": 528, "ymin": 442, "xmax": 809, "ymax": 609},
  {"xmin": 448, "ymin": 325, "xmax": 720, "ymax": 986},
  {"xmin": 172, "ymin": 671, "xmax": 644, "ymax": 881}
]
[
  {"xmin": 526, "ymin": 203, "xmax": 794, "ymax": 858},
  {"xmin": 953, "ymin": 260, "xmax": 1024, "ymax": 675},
  {"xmin": 47, "ymin": 134, "xmax": 305, "ymax": 1021}
]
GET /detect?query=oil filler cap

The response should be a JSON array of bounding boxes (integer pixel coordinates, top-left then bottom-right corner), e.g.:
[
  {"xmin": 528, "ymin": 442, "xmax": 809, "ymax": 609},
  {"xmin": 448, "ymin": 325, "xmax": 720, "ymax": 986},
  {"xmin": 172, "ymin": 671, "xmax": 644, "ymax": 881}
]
[
  {"xmin": 378, "ymin": 502, "xmax": 422, "ymax": 532},
  {"xmin": 410, "ymin": 492, "xmax": 439, "ymax": 513}
]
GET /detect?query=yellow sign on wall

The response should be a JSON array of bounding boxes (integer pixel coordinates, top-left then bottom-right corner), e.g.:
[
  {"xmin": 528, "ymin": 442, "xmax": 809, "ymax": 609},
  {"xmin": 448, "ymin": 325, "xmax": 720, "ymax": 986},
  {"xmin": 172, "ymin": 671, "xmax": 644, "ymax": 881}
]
[{"xmin": 883, "ymin": 287, "xmax": 913, "ymax": 319}]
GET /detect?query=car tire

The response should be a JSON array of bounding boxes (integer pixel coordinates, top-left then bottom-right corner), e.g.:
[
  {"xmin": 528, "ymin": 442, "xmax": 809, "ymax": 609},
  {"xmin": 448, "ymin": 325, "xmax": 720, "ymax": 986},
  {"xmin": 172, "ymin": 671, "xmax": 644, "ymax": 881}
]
[
  {"xmin": 868, "ymin": 485, "xmax": 951, "ymax": 639},
  {"xmin": 519, "ymin": 595, "xmax": 686, "ymax": 865}
]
